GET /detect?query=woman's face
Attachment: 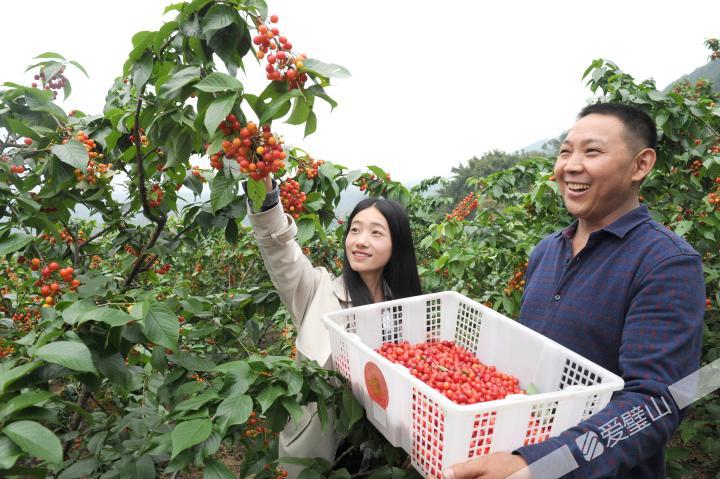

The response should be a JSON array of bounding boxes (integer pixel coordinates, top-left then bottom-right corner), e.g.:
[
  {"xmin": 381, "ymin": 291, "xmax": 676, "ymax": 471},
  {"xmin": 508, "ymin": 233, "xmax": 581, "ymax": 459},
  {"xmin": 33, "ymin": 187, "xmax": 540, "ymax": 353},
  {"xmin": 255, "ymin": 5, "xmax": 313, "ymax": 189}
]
[{"xmin": 345, "ymin": 206, "xmax": 393, "ymax": 275}]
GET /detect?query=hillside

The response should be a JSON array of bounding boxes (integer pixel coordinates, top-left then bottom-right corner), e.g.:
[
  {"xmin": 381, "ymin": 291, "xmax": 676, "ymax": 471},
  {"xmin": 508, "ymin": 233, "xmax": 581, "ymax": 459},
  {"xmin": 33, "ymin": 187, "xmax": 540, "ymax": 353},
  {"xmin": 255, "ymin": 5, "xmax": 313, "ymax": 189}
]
[{"xmin": 663, "ymin": 59, "xmax": 720, "ymax": 91}]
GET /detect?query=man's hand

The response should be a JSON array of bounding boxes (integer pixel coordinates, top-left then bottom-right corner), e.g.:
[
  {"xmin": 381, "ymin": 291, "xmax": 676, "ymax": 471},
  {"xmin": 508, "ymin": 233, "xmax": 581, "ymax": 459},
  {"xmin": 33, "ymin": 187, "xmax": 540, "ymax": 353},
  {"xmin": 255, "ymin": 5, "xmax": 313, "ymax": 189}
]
[{"xmin": 440, "ymin": 452, "xmax": 530, "ymax": 479}]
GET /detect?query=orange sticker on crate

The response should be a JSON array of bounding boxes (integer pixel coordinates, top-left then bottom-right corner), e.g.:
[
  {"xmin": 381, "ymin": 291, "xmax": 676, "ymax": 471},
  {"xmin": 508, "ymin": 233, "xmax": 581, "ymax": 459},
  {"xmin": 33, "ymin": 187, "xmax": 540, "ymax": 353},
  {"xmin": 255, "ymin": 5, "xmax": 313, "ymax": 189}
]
[{"xmin": 364, "ymin": 362, "xmax": 389, "ymax": 409}]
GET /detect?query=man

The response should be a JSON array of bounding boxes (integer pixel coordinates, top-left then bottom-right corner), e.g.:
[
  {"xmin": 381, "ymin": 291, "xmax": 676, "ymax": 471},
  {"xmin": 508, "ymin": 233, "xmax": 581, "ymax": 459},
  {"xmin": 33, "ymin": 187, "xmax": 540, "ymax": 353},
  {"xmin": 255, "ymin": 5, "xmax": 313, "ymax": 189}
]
[{"xmin": 442, "ymin": 103, "xmax": 705, "ymax": 478}]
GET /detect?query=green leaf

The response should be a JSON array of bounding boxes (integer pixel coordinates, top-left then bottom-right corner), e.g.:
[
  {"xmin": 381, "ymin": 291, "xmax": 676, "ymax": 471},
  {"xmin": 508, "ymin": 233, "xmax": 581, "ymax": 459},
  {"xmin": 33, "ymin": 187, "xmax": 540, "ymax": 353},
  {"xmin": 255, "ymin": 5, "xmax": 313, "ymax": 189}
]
[
  {"xmin": 171, "ymin": 419, "xmax": 212, "ymax": 458},
  {"xmin": 225, "ymin": 218, "xmax": 239, "ymax": 244},
  {"xmin": 296, "ymin": 217, "xmax": 315, "ymax": 244},
  {"xmin": 525, "ymin": 383, "xmax": 540, "ymax": 395},
  {"xmin": 259, "ymin": 89, "xmax": 302, "ymax": 124},
  {"xmin": 203, "ymin": 458, "xmax": 235, "ymax": 479},
  {"xmin": 2, "ymin": 420, "xmax": 62, "ymax": 464},
  {"xmin": 194, "ymin": 72, "xmax": 242, "ymax": 93},
  {"xmin": 278, "ymin": 369, "xmax": 304, "ymax": 396},
  {"xmin": 170, "ymin": 351, "xmax": 217, "ymax": 371},
  {"xmin": 141, "ymin": 303, "xmax": 179, "ymax": 351},
  {"xmin": 61, "ymin": 299, "xmax": 97, "ymax": 326},
  {"xmin": 154, "ymin": 21, "xmax": 179, "ymax": 55},
  {"xmin": 158, "ymin": 66, "xmax": 201, "ymax": 100},
  {"xmin": 257, "ymin": 385, "xmax": 285, "ymax": 413},
  {"xmin": 0, "ymin": 390, "xmax": 53, "ymax": 420},
  {"xmin": 34, "ymin": 52, "xmax": 65, "ymax": 60},
  {"xmin": 674, "ymin": 220, "xmax": 693, "ymax": 238},
  {"xmin": 3, "ymin": 117, "xmax": 41, "ymax": 140},
  {"xmin": 58, "ymin": 458, "xmax": 99, "ymax": 479},
  {"xmin": 211, "ymin": 172, "xmax": 238, "ymax": 212},
  {"xmin": 132, "ymin": 53, "xmax": 154, "ymax": 89},
  {"xmin": 281, "ymin": 397, "xmax": 304, "ymax": 425},
  {"xmin": 118, "ymin": 454, "xmax": 155, "ymax": 479},
  {"xmin": 175, "ymin": 389, "xmax": 218, "ymax": 411},
  {"xmin": 201, "ymin": 4, "xmax": 239, "ymax": 35},
  {"xmin": 204, "ymin": 91, "xmax": 238, "ymax": 135},
  {"xmin": 298, "ymin": 470, "xmax": 324, "ymax": 479},
  {"xmin": 647, "ymin": 90, "xmax": 668, "ymax": 102},
  {"xmin": 342, "ymin": 388, "xmax": 364, "ymax": 428},
  {"xmin": 246, "ymin": 178, "xmax": 266, "ymax": 213},
  {"xmin": 79, "ymin": 306, "xmax": 134, "ymax": 327},
  {"xmin": 318, "ymin": 162, "xmax": 335, "ymax": 181},
  {"xmin": 216, "ymin": 394, "xmax": 253, "ymax": 428},
  {"xmin": 35, "ymin": 341, "xmax": 98, "ymax": 374},
  {"xmin": 51, "ymin": 140, "xmax": 89, "ymax": 169},
  {"xmin": 302, "ymin": 58, "xmax": 351, "ymax": 79},
  {"xmin": 0, "ymin": 361, "xmax": 42, "ymax": 394},
  {"xmin": 0, "ymin": 233, "xmax": 34, "ymax": 256},
  {"xmin": 0, "ymin": 435, "xmax": 22, "ymax": 469},
  {"xmin": 286, "ymin": 96, "xmax": 312, "ymax": 125},
  {"xmin": 95, "ymin": 353, "xmax": 133, "ymax": 391}
]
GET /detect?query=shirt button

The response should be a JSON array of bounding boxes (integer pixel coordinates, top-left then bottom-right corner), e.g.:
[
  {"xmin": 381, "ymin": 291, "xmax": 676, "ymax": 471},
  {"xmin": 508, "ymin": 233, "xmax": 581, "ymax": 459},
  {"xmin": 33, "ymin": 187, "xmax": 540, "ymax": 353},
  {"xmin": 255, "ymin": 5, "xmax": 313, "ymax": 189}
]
[
  {"xmin": 564, "ymin": 259, "xmax": 569, "ymax": 264},
  {"xmin": 554, "ymin": 294, "xmax": 561, "ymax": 301}
]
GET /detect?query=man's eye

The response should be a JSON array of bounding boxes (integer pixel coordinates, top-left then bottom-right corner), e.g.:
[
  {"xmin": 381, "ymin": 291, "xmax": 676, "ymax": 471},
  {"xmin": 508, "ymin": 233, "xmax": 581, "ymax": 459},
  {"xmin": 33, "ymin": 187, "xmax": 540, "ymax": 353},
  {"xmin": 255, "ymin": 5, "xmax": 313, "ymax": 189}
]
[{"xmin": 559, "ymin": 149, "xmax": 570, "ymax": 155}]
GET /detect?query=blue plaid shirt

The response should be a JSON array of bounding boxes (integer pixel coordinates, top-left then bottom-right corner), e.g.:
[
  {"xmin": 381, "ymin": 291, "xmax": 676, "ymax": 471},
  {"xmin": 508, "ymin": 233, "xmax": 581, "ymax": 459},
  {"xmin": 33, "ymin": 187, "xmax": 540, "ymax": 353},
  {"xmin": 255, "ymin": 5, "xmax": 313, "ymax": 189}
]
[{"xmin": 513, "ymin": 205, "xmax": 705, "ymax": 478}]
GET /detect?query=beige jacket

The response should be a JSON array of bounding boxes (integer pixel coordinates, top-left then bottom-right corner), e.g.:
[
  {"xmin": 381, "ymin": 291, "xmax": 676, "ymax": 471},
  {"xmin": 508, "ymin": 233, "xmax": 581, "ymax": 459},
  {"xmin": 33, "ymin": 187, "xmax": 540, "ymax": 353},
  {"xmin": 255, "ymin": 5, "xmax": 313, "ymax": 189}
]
[{"xmin": 248, "ymin": 202, "xmax": 350, "ymax": 478}]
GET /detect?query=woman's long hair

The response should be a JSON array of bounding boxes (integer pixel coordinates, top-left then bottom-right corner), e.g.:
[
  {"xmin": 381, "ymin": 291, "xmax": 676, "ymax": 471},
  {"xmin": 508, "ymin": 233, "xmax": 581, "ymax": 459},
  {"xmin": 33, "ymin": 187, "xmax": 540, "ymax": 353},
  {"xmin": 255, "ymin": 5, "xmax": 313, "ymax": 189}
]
[{"xmin": 342, "ymin": 198, "xmax": 423, "ymax": 306}]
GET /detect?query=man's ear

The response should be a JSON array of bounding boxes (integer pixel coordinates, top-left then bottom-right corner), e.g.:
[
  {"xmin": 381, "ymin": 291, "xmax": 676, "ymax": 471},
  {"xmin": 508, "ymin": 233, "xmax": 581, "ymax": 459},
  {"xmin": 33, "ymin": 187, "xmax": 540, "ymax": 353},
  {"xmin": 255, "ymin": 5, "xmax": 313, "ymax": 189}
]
[{"xmin": 632, "ymin": 148, "xmax": 656, "ymax": 183}]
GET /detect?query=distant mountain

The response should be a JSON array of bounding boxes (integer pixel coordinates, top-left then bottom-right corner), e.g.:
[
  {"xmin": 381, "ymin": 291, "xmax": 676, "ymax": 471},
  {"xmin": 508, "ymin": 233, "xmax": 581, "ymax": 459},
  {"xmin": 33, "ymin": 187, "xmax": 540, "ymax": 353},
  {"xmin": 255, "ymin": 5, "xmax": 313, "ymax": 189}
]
[
  {"xmin": 663, "ymin": 59, "xmax": 720, "ymax": 92},
  {"xmin": 519, "ymin": 59, "xmax": 720, "ymax": 153}
]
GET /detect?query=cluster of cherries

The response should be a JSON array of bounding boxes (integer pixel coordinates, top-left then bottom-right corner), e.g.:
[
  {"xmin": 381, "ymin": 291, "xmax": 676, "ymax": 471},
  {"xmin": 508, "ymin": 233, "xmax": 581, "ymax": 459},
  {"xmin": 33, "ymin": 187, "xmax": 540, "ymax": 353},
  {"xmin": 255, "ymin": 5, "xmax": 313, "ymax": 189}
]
[
  {"xmin": 10, "ymin": 308, "xmax": 40, "ymax": 334},
  {"xmin": 300, "ymin": 158, "xmax": 324, "ymax": 179},
  {"xmin": 253, "ymin": 14, "xmax": 309, "ymax": 90},
  {"xmin": 40, "ymin": 229, "xmax": 85, "ymax": 245},
  {"xmin": 504, "ymin": 261, "xmax": 528, "ymax": 296},
  {"xmin": 31, "ymin": 67, "xmax": 67, "ymax": 99},
  {"xmin": 377, "ymin": 340, "xmax": 524, "ymax": 405},
  {"xmin": 16, "ymin": 258, "xmax": 80, "ymax": 306},
  {"xmin": 446, "ymin": 192, "xmax": 479, "ymax": 221},
  {"xmin": 0, "ymin": 341, "xmax": 15, "ymax": 359},
  {"xmin": 124, "ymin": 244, "xmax": 140, "ymax": 257},
  {"xmin": 279, "ymin": 179, "xmax": 306, "ymax": 219},
  {"xmin": 148, "ymin": 183, "xmax": 164, "ymax": 208},
  {"xmin": 128, "ymin": 127, "xmax": 149, "ymax": 146},
  {"xmin": 153, "ymin": 263, "xmax": 171, "ymax": 275},
  {"xmin": 210, "ymin": 116, "xmax": 286, "ymax": 180},
  {"xmin": 354, "ymin": 173, "xmax": 390, "ymax": 192},
  {"xmin": 190, "ymin": 165, "xmax": 207, "ymax": 183}
]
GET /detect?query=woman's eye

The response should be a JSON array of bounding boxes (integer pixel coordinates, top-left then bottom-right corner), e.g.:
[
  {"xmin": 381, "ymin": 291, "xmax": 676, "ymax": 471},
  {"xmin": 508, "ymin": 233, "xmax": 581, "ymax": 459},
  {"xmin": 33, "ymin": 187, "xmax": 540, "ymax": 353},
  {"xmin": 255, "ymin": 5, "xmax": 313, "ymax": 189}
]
[{"xmin": 372, "ymin": 231, "xmax": 382, "ymax": 236}]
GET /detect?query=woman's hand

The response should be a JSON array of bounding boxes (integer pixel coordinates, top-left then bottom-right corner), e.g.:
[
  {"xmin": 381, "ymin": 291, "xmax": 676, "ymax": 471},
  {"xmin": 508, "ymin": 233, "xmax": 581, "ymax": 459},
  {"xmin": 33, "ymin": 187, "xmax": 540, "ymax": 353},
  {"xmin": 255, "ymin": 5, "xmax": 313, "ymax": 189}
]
[{"xmin": 263, "ymin": 174, "xmax": 273, "ymax": 193}]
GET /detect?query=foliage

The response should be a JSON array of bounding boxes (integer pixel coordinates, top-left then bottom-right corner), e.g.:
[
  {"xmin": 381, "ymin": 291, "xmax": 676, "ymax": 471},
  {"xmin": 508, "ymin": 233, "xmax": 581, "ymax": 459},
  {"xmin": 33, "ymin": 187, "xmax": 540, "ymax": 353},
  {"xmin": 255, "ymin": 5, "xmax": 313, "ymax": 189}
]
[{"xmin": 0, "ymin": 3, "xmax": 718, "ymax": 477}]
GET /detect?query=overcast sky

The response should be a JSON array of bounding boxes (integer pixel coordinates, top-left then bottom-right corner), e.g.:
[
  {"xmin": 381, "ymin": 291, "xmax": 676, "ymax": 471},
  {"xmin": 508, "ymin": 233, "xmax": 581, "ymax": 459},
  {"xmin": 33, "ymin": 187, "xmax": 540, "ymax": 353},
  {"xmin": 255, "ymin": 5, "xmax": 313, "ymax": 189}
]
[{"xmin": 2, "ymin": 1, "xmax": 718, "ymax": 183}]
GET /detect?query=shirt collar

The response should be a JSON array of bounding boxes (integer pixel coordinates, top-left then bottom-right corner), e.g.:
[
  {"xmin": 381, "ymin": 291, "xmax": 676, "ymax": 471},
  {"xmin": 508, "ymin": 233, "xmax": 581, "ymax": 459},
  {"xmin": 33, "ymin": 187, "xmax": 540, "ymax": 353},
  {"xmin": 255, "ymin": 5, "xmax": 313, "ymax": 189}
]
[{"xmin": 555, "ymin": 205, "xmax": 652, "ymax": 240}]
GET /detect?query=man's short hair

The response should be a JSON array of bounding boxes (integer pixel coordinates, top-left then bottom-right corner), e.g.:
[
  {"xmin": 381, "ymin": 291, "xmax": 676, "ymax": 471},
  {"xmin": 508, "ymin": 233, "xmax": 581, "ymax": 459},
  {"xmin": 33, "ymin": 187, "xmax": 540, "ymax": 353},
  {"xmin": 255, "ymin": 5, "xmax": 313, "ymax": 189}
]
[{"xmin": 578, "ymin": 103, "xmax": 658, "ymax": 152}]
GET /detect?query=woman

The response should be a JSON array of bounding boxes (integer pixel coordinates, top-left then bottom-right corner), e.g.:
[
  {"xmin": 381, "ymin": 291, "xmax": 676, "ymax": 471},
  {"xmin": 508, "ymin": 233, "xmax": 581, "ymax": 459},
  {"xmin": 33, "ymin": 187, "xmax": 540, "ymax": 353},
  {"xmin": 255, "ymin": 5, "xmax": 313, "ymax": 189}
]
[{"xmin": 247, "ymin": 175, "xmax": 422, "ymax": 477}]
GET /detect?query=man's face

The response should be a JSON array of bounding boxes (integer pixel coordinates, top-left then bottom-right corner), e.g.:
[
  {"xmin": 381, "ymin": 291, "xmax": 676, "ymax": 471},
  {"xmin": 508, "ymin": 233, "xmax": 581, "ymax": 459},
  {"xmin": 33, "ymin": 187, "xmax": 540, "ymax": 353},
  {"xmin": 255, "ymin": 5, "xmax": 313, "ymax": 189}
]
[{"xmin": 554, "ymin": 113, "xmax": 644, "ymax": 230}]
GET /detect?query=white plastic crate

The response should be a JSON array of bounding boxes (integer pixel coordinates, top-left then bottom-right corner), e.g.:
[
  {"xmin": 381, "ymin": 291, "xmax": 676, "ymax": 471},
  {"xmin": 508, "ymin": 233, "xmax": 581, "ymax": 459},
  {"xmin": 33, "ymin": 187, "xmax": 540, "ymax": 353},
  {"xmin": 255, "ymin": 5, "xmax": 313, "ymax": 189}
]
[{"xmin": 322, "ymin": 291, "xmax": 624, "ymax": 478}]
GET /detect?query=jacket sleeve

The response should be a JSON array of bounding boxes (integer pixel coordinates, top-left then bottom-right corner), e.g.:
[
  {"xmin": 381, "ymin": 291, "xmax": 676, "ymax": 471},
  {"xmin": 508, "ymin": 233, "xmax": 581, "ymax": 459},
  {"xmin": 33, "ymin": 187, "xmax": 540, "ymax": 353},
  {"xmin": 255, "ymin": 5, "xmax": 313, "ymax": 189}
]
[
  {"xmin": 248, "ymin": 201, "xmax": 324, "ymax": 327},
  {"xmin": 513, "ymin": 253, "xmax": 705, "ymax": 478}
]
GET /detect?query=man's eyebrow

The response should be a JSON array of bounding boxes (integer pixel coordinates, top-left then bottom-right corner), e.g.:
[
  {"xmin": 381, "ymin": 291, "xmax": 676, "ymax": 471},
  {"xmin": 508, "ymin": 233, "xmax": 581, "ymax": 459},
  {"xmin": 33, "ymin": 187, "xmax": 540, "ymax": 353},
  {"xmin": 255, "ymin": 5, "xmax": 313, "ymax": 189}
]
[{"xmin": 561, "ymin": 138, "xmax": 607, "ymax": 146}]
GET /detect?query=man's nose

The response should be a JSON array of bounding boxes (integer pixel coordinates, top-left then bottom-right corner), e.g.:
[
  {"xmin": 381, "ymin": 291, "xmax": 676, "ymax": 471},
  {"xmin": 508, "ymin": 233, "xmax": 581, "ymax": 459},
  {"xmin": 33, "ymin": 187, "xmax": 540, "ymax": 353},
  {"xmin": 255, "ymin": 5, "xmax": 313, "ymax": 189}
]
[{"xmin": 563, "ymin": 152, "xmax": 584, "ymax": 172}]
